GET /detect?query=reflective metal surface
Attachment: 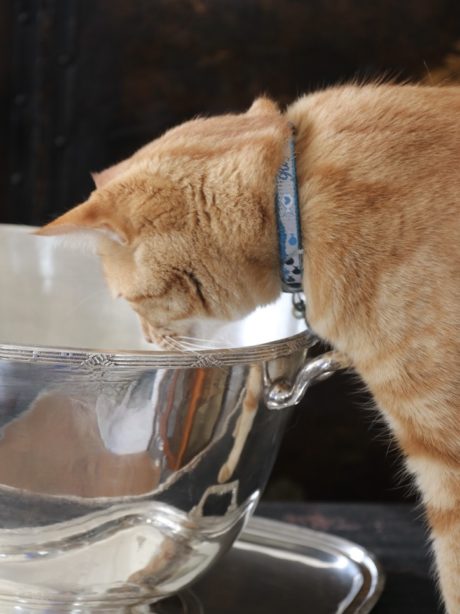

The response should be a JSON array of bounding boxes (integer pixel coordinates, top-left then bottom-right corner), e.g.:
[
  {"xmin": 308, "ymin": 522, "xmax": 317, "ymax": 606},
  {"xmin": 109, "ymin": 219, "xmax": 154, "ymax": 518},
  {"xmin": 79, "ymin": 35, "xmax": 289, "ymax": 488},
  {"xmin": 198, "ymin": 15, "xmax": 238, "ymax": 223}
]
[
  {"xmin": 156, "ymin": 516, "xmax": 384, "ymax": 614},
  {"xmin": 0, "ymin": 225, "xmax": 345, "ymax": 612},
  {"xmin": 264, "ymin": 350, "xmax": 351, "ymax": 410}
]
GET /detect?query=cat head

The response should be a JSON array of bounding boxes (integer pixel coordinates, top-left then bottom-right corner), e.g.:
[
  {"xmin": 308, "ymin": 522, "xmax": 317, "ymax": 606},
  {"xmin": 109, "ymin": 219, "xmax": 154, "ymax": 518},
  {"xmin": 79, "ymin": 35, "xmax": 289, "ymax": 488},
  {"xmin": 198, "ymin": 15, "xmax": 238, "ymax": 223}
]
[{"xmin": 37, "ymin": 98, "xmax": 290, "ymax": 344}]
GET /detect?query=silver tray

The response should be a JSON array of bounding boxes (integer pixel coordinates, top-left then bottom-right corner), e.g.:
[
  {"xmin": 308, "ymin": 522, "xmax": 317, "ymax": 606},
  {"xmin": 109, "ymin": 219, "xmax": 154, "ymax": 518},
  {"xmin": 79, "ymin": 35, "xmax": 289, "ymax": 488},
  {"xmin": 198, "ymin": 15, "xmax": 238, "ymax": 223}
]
[{"xmin": 150, "ymin": 516, "xmax": 385, "ymax": 614}]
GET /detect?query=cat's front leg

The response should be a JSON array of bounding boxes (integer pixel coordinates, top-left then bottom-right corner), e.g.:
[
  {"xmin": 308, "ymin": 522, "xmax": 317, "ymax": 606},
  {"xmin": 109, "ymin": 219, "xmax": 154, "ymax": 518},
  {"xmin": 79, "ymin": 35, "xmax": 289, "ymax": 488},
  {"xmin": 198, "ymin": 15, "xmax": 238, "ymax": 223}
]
[
  {"xmin": 373, "ymin": 401, "xmax": 460, "ymax": 613},
  {"xmin": 354, "ymin": 351, "xmax": 459, "ymax": 613},
  {"xmin": 405, "ymin": 455, "xmax": 460, "ymax": 614}
]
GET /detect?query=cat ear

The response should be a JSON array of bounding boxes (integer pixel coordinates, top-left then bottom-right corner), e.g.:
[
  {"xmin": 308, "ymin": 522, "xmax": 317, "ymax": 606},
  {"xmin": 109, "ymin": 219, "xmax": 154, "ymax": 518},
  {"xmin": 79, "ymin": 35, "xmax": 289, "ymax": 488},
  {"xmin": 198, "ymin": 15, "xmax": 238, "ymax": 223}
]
[
  {"xmin": 91, "ymin": 158, "xmax": 132, "ymax": 189},
  {"xmin": 35, "ymin": 194, "xmax": 132, "ymax": 245},
  {"xmin": 247, "ymin": 97, "xmax": 280, "ymax": 116}
]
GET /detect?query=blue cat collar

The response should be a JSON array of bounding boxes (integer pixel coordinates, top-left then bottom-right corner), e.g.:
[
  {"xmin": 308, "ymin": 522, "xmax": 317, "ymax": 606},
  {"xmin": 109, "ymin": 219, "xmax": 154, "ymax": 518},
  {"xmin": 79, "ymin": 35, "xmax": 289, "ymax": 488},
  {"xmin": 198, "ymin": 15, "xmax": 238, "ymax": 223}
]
[{"xmin": 275, "ymin": 127, "xmax": 303, "ymax": 293}]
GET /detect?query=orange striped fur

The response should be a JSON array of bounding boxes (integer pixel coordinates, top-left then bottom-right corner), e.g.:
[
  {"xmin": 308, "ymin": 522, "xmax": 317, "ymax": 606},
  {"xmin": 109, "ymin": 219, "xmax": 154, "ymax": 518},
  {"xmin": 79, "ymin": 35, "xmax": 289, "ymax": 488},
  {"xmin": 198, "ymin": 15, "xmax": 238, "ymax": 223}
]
[{"xmin": 39, "ymin": 85, "xmax": 460, "ymax": 612}]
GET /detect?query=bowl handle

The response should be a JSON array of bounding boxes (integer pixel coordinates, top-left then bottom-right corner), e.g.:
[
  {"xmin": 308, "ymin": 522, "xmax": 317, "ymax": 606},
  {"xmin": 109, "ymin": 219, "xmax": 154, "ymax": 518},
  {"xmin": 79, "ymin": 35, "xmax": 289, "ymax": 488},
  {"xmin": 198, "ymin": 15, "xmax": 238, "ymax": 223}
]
[{"xmin": 264, "ymin": 350, "xmax": 351, "ymax": 411}]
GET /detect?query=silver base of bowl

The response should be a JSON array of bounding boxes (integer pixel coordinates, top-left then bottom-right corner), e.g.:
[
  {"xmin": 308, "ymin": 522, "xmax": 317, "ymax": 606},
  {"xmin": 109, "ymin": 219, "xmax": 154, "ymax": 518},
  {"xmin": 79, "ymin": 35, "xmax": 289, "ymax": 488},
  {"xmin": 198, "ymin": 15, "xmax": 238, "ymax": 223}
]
[{"xmin": 0, "ymin": 590, "xmax": 199, "ymax": 613}]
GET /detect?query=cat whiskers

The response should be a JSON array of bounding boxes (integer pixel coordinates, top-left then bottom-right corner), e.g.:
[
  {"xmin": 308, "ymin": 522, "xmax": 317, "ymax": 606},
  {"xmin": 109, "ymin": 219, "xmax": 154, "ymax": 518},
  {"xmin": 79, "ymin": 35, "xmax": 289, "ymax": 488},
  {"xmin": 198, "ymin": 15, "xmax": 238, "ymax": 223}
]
[
  {"xmin": 160, "ymin": 335, "xmax": 226, "ymax": 370},
  {"xmin": 156, "ymin": 335, "xmax": 184, "ymax": 352},
  {"xmin": 160, "ymin": 335, "xmax": 212, "ymax": 353},
  {"xmin": 172, "ymin": 334, "xmax": 232, "ymax": 351}
]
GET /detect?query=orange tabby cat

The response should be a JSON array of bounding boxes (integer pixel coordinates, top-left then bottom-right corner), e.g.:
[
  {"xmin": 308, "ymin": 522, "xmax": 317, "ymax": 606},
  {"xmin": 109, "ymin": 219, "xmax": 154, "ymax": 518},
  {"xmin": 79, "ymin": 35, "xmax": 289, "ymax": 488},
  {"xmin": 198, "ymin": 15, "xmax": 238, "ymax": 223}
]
[{"xmin": 38, "ymin": 84, "xmax": 460, "ymax": 612}]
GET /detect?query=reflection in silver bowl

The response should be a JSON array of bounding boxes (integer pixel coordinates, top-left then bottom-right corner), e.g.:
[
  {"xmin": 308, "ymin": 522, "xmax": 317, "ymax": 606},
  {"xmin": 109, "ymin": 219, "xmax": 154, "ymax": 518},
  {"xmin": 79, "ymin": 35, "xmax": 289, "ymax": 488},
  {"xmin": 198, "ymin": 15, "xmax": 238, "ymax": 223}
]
[{"xmin": 0, "ymin": 225, "xmax": 315, "ymax": 612}]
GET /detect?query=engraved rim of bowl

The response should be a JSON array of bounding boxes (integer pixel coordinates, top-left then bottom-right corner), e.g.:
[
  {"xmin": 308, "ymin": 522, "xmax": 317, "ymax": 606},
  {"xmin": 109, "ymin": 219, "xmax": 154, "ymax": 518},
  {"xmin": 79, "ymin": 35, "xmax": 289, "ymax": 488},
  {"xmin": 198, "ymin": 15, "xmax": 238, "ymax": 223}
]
[{"xmin": 0, "ymin": 331, "xmax": 311, "ymax": 369}]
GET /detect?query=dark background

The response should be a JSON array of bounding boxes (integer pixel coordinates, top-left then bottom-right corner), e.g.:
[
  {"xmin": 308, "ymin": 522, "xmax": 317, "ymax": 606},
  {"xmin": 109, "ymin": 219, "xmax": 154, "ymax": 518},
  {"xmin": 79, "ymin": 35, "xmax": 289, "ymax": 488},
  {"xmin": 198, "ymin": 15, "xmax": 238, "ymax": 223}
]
[{"xmin": 2, "ymin": 0, "xmax": 460, "ymax": 503}]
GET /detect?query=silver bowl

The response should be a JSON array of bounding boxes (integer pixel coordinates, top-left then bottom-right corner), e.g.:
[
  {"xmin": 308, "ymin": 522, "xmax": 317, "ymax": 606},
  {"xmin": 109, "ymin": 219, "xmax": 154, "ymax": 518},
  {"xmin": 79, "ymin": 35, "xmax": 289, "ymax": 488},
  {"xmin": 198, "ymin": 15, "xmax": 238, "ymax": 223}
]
[{"xmin": 0, "ymin": 225, "xmax": 338, "ymax": 613}]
